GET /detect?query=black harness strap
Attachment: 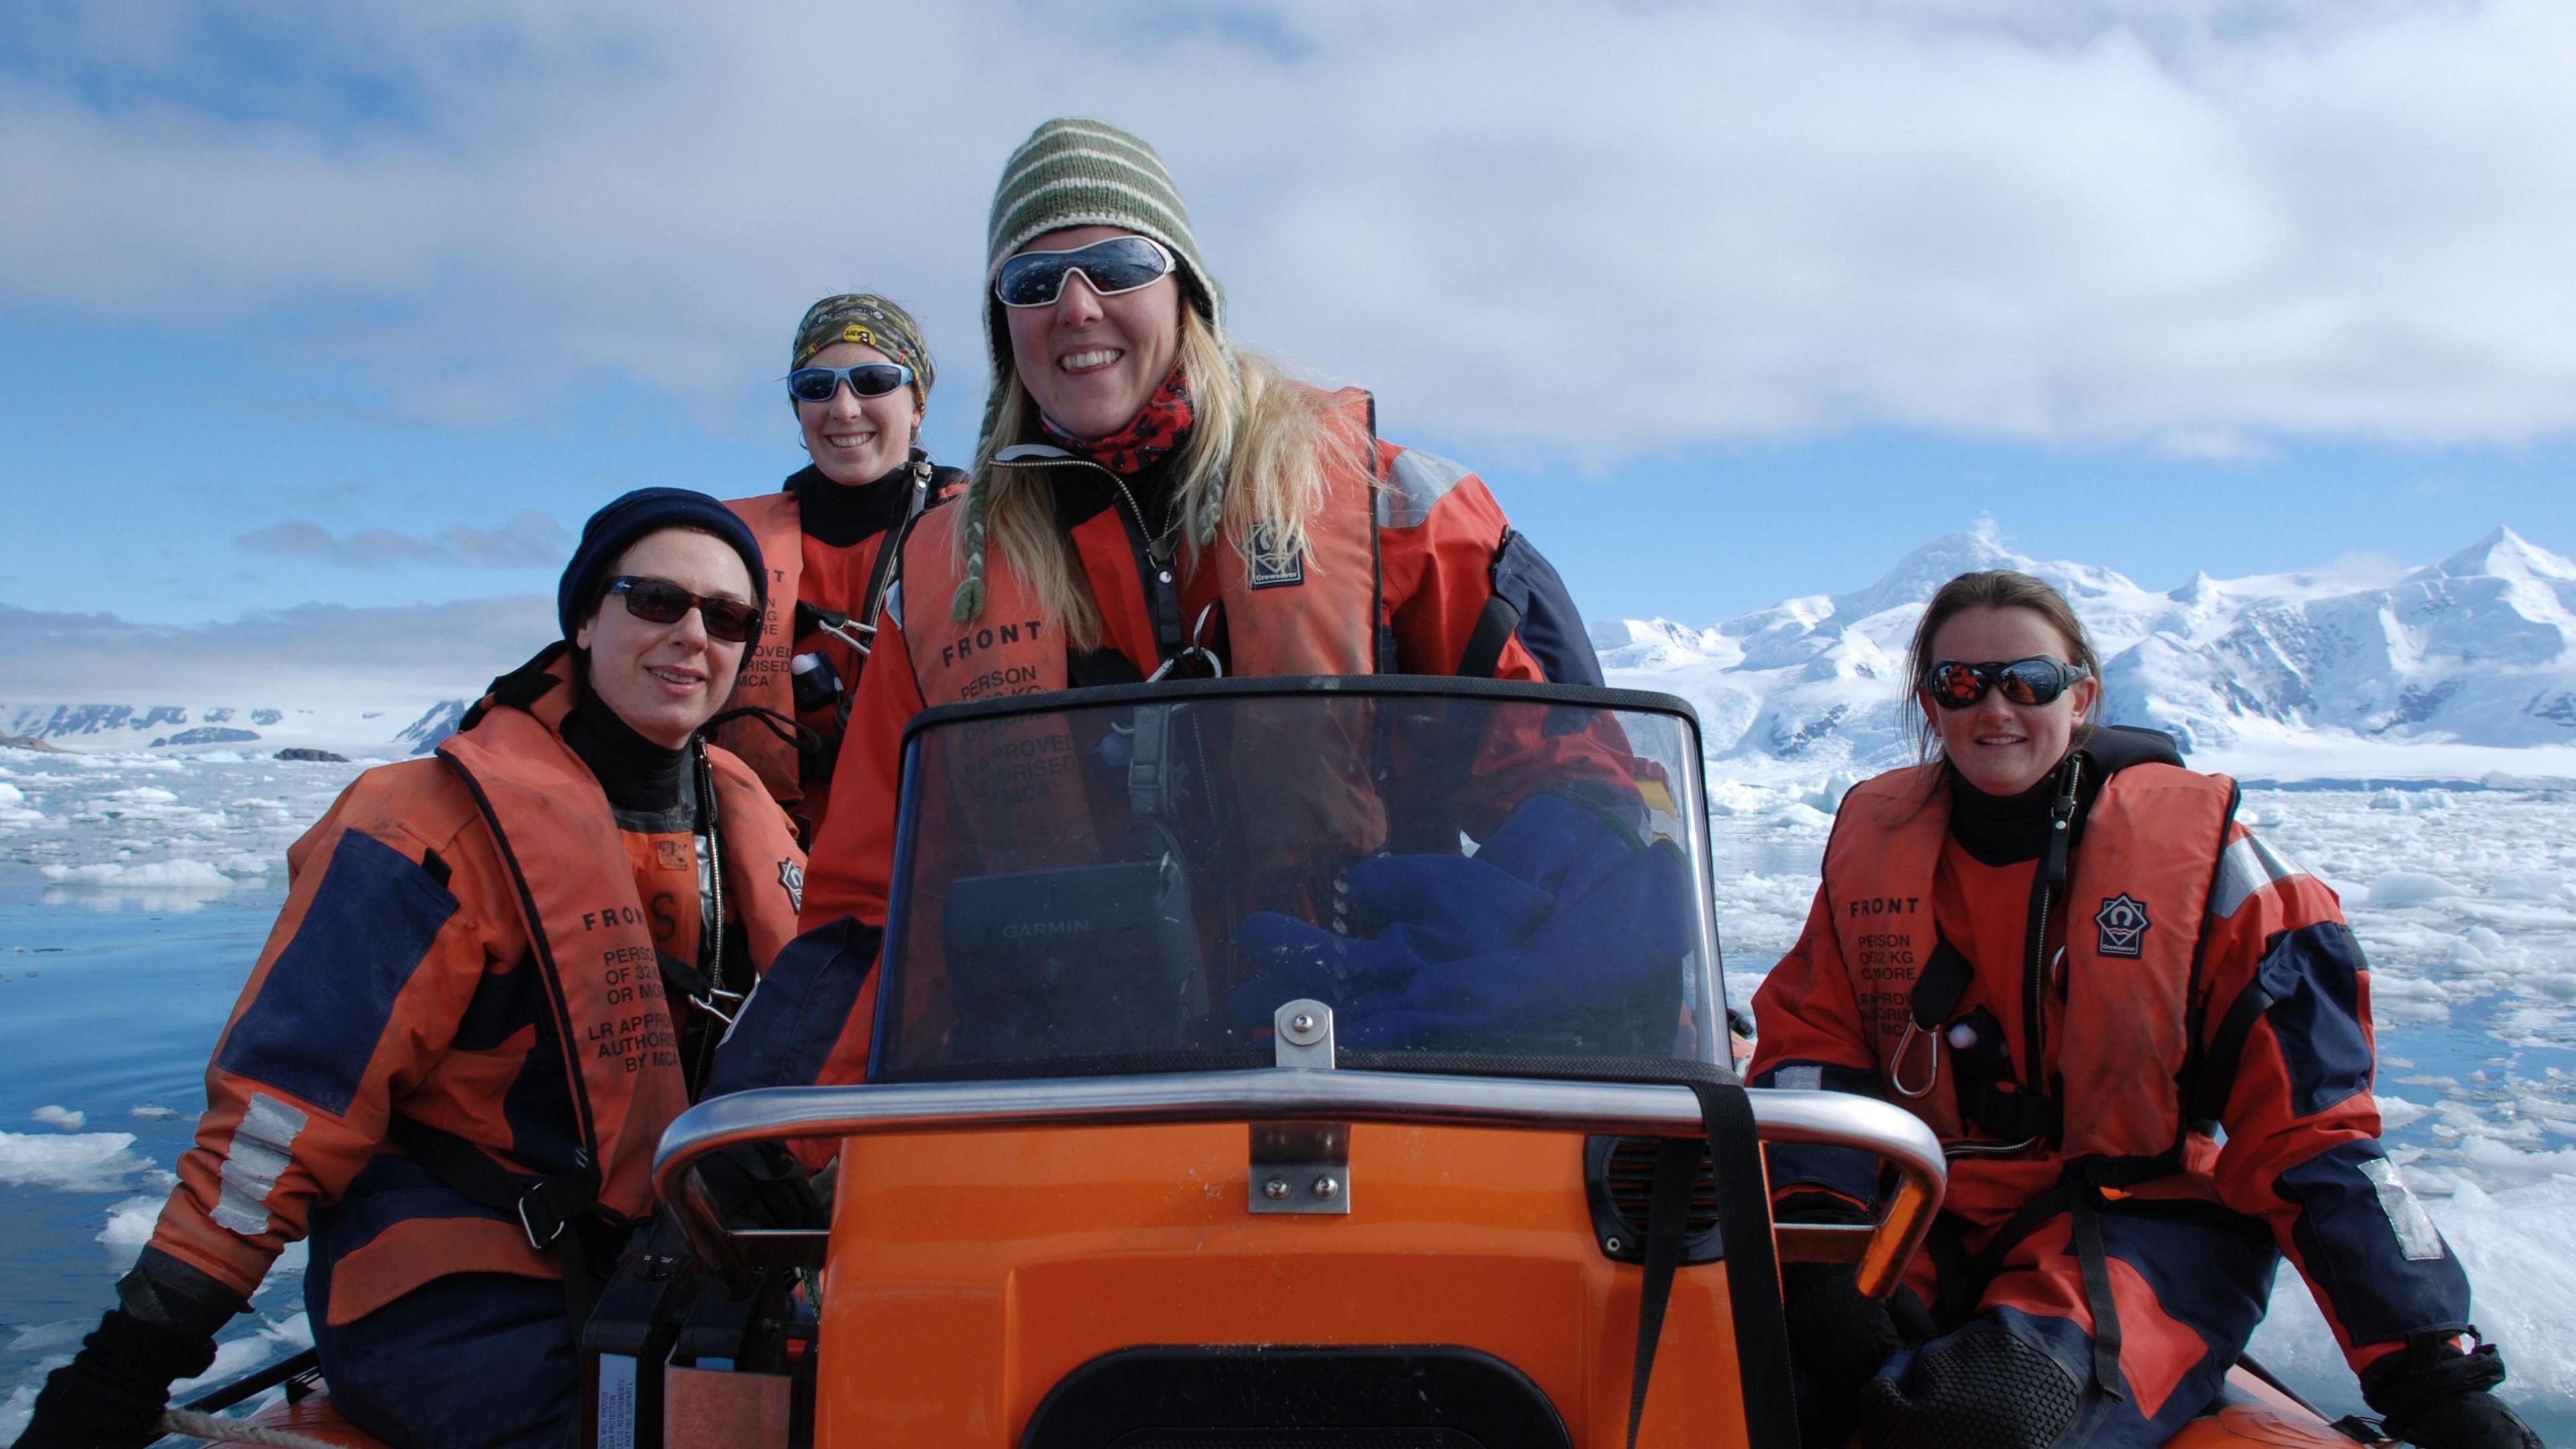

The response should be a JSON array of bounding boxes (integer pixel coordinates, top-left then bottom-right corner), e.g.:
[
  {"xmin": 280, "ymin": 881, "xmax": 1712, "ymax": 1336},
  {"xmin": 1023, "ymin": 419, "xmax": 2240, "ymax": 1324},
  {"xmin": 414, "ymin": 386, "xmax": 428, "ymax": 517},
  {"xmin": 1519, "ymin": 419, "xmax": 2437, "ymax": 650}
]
[
  {"xmin": 384, "ymin": 1115, "xmax": 619, "ymax": 1325},
  {"xmin": 705, "ymin": 704, "xmax": 820, "ymax": 755},
  {"xmin": 385, "ymin": 1117, "xmax": 602, "ymax": 1248},
  {"xmin": 1909, "ymin": 936, "xmax": 1976, "ymax": 1031},
  {"xmin": 1946, "ymin": 1154, "xmax": 2175, "ymax": 1400},
  {"xmin": 1911, "ymin": 936, "xmax": 2065, "ymax": 1143},
  {"xmin": 1631, "ymin": 1134, "xmax": 1702, "ymax": 1449},
  {"xmin": 2190, "ymin": 979, "xmax": 2275, "ymax": 1130},
  {"xmin": 857, "ymin": 459, "xmax": 931, "ymax": 636},
  {"xmin": 2070, "ymin": 1175, "xmax": 2126, "ymax": 1402},
  {"xmin": 1457, "ymin": 593, "xmax": 1523, "ymax": 681},
  {"xmin": 2021, "ymin": 763, "xmax": 2081, "ymax": 1100}
]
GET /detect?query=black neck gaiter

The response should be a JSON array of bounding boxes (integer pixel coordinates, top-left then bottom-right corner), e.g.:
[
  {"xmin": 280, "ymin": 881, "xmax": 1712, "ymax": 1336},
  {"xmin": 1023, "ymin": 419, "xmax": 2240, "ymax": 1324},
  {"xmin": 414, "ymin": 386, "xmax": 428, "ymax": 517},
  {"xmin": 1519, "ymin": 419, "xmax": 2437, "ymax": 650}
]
[
  {"xmin": 788, "ymin": 456, "xmax": 919, "ymax": 549},
  {"xmin": 1945, "ymin": 761, "xmax": 2064, "ymax": 867},
  {"xmin": 564, "ymin": 694, "xmax": 694, "ymax": 819}
]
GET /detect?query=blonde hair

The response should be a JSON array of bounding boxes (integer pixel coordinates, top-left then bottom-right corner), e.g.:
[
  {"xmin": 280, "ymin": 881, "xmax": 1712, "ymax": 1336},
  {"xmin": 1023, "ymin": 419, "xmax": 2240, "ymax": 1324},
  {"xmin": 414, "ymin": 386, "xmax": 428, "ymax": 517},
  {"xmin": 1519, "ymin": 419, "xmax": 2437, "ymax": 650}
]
[
  {"xmin": 952, "ymin": 308, "xmax": 1364, "ymax": 647},
  {"xmin": 1903, "ymin": 570, "xmax": 2105, "ymax": 765}
]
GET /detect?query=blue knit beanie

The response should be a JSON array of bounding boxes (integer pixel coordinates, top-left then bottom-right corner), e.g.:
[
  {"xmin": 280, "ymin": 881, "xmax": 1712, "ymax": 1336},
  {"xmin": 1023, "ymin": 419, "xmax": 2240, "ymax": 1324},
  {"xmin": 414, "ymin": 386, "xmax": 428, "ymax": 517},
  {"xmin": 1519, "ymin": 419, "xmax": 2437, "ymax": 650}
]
[{"xmin": 557, "ymin": 488, "xmax": 767, "ymax": 641}]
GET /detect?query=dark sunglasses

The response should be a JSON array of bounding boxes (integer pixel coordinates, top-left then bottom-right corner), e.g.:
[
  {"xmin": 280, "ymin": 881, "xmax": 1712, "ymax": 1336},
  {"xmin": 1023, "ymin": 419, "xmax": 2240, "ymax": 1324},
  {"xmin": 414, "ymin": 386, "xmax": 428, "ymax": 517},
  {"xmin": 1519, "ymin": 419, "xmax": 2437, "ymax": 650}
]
[
  {"xmin": 605, "ymin": 576, "xmax": 762, "ymax": 644},
  {"xmin": 1922, "ymin": 657, "xmax": 2091, "ymax": 710},
  {"xmin": 786, "ymin": 363, "xmax": 916, "ymax": 405},
  {"xmin": 994, "ymin": 235, "xmax": 1178, "ymax": 309}
]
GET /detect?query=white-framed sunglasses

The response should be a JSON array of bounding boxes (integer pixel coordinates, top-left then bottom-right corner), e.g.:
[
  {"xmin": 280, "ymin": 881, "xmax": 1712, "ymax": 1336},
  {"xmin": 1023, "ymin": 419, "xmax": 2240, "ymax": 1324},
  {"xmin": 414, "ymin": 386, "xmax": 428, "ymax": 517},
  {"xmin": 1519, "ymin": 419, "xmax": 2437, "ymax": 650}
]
[{"xmin": 994, "ymin": 235, "xmax": 1178, "ymax": 309}]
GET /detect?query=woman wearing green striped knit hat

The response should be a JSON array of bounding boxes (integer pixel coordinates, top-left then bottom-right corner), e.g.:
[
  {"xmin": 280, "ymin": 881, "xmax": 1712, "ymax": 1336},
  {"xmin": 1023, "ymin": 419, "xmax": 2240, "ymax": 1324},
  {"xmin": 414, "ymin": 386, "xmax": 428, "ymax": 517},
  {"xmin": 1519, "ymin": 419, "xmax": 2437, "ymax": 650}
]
[{"xmin": 774, "ymin": 114, "xmax": 1625, "ymax": 1032}]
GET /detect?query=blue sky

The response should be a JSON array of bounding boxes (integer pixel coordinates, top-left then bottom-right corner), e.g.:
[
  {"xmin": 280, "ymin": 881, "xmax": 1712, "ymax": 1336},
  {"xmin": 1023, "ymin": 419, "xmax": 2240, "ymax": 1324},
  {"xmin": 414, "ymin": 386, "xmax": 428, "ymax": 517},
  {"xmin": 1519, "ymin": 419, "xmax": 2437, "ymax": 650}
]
[{"xmin": 5, "ymin": 1, "xmax": 2573, "ymax": 648}]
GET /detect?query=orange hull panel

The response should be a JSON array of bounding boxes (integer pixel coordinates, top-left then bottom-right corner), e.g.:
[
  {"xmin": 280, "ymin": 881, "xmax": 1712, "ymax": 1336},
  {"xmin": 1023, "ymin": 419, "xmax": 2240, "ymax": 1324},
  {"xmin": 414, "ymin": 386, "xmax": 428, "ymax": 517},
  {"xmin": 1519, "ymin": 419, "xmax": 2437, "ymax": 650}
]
[{"xmin": 814, "ymin": 1122, "xmax": 1755, "ymax": 1446}]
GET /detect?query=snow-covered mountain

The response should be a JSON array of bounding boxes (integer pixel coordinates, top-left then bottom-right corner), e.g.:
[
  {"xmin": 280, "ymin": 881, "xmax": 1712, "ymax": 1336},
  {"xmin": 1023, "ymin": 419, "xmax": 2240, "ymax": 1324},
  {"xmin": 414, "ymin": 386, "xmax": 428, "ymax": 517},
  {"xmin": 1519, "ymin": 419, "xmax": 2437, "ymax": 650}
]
[
  {"xmin": 0, "ymin": 594, "xmax": 547, "ymax": 760},
  {"xmin": 1597, "ymin": 524, "xmax": 2576, "ymax": 783},
  {"xmin": 3, "ymin": 698, "xmax": 466, "ymax": 759},
  {"xmin": 11, "ymin": 530, "xmax": 2576, "ymax": 780}
]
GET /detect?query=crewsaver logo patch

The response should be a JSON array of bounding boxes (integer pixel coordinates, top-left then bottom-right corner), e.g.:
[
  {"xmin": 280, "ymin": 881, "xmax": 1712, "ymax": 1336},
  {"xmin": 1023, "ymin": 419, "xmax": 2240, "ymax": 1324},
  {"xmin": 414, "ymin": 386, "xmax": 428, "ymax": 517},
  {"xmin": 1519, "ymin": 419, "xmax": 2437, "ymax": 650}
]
[
  {"xmin": 2094, "ymin": 894, "xmax": 2150, "ymax": 957},
  {"xmin": 777, "ymin": 857, "xmax": 804, "ymax": 914},
  {"xmin": 1247, "ymin": 523, "xmax": 1304, "ymax": 590}
]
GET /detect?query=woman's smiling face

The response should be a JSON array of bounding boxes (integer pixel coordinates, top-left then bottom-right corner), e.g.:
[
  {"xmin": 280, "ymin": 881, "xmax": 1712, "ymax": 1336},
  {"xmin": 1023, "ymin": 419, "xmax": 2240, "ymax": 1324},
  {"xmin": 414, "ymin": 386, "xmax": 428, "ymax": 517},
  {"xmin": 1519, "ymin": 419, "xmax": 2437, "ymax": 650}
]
[
  {"xmin": 1921, "ymin": 604, "xmax": 2096, "ymax": 796},
  {"xmin": 576, "ymin": 528, "xmax": 756, "ymax": 749},
  {"xmin": 1002, "ymin": 225, "xmax": 1183, "ymax": 439},
  {"xmin": 796, "ymin": 339, "xmax": 921, "ymax": 485}
]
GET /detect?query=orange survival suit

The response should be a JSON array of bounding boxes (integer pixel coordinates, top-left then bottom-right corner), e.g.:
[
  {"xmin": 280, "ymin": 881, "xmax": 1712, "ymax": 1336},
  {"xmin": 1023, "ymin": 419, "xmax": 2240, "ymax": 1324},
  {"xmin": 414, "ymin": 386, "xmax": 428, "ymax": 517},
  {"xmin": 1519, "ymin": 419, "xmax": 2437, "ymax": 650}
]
[
  {"xmin": 1750, "ymin": 729, "xmax": 2476, "ymax": 1448},
  {"xmin": 717, "ymin": 455, "xmax": 965, "ymax": 846},
  {"xmin": 137, "ymin": 647, "xmax": 804, "ymax": 1355},
  {"xmin": 706, "ymin": 386, "xmax": 1623, "ymax": 1101}
]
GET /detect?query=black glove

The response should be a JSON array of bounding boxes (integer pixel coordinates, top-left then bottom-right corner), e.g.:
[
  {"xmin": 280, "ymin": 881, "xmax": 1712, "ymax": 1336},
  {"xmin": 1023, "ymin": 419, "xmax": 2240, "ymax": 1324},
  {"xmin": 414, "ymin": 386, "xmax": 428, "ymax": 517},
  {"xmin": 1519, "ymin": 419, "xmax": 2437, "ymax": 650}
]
[
  {"xmin": 13, "ymin": 1306, "xmax": 217, "ymax": 1449},
  {"xmin": 2364, "ymin": 1334, "xmax": 2543, "ymax": 1449},
  {"xmin": 692, "ymin": 1139, "xmax": 828, "ymax": 1231},
  {"xmin": 1778, "ymin": 1193, "xmax": 1937, "ymax": 1449}
]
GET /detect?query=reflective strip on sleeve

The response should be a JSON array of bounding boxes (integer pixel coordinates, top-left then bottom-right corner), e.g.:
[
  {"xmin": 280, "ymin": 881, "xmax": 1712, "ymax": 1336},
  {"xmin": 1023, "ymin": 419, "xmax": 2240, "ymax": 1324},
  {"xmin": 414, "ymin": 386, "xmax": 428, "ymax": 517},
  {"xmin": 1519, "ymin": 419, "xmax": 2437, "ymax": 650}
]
[
  {"xmin": 2356, "ymin": 1156, "xmax": 2447, "ymax": 1262},
  {"xmin": 1376, "ymin": 449, "xmax": 1471, "ymax": 527},
  {"xmin": 210, "ymin": 1093, "xmax": 309, "ymax": 1236},
  {"xmin": 1772, "ymin": 1065, "xmax": 1823, "ymax": 1091},
  {"xmin": 2210, "ymin": 833, "xmax": 2308, "ymax": 920}
]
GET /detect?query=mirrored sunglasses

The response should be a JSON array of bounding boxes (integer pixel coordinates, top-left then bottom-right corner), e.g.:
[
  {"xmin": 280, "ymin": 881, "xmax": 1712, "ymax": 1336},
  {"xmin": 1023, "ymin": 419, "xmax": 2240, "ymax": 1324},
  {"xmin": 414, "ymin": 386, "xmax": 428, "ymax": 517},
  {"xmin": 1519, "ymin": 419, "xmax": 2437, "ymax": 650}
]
[
  {"xmin": 787, "ymin": 363, "xmax": 915, "ymax": 405},
  {"xmin": 994, "ymin": 235, "xmax": 1179, "ymax": 309},
  {"xmin": 1923, "ymin": 657, "xmax": 2090, "ymax": 710}
]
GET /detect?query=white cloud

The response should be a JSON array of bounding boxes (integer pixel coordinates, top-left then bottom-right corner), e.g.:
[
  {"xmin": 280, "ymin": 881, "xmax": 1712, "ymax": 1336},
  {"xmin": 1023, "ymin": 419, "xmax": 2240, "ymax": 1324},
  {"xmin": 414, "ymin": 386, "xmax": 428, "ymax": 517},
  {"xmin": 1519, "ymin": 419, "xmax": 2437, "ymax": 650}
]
[
  {"xmin": 0, "ymin": 596, "xmax": 555, "ymax": 702},
  {"xmin": 237, "ymin": 509, "xmax": 568, "ymax": 568},
  {"xmin": 3, "ymin": 1, "xmax": 2573, "ymax": 453}
]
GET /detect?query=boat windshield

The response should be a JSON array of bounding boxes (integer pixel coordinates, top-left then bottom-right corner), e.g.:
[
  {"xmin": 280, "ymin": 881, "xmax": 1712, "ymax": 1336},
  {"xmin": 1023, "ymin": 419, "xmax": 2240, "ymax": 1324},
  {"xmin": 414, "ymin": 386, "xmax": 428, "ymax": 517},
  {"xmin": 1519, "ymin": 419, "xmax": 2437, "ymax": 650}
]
[{"xmin": 871, "ymin": 680, "xmax": 1723, "ymax": 1080}]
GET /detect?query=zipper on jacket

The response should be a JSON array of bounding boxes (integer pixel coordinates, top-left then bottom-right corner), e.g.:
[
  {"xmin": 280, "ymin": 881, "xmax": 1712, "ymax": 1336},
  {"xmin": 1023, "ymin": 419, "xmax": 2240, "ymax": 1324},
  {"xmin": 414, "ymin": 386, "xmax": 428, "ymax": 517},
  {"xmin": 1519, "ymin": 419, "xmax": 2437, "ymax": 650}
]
[
  {"xmin": 2022, "ymin": 756, "xmax": 2082, "ymax": 1118},
  {"xmin": 688, "ymin": 741, "xmax": 733, "ymax": 1098}
]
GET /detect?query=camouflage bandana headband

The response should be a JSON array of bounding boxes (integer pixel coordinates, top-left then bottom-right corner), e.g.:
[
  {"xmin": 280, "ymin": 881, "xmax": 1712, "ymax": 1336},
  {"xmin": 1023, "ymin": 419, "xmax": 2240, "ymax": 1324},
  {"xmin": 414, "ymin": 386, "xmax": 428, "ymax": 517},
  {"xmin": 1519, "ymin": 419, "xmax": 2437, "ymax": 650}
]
[{"xmin": 791, "ymin": 294, "xmax": 934, "ymax": 401}]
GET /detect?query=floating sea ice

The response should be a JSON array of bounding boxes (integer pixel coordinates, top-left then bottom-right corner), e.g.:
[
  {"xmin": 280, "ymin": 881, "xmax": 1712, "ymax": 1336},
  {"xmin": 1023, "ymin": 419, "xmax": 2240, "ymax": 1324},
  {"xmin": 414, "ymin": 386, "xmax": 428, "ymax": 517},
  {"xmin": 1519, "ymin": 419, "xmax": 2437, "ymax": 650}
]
[
  {"xmin": 1707, "ymin": 781, "xmax": 1781, "ymax": 817},
  {"xmin": 97, "ymin": 1193, "xmax": 160, "ymax": 1271},
  {"xmin": 215, "ymin": 851, "xmax": 271, "ymax": 876},
  {"xmin": 0, "ymin": 1130, "xmax": 150, "ymax": 1191},
  {"xmin": 129, "ymin": 1104, "xmax": 179, "ymax": 1120},
  {"xmin": 2489, "ymin": 870, "xmax": 2571, "ymax": 902},
  {"xmin": 2367, "ymin": 871, "xmax": 2463, "ymax": 908},
  {"xmin": 30, "ymin": 1105, "xmax": 86, "ymax": 1131},
  {"xmin": 169, "ymin": 1311, "xmax": 313, "ymax": 1399},
  {"xmin": 2430, "ymin": 1178, "xmax": 2576, "ymax": 1410},
  {"xmin": 2451, "ymin": 1132, "xmax": 2576, "ymax": 1187},
  {"xmin": 1801, "ymin": 770, "xmax": 1860, "ymax": 813},
  {"xmin": 0, "ymin": 782, "xmax": 50, "ymax": 832},
  {"xmin": 2250, "ymin": 1177, "xmax": 2576, "ymax": 1419},
  {"xmin": 39, "ymin": 859, "xmax": 234, "ymax": 890},
  {"xmin": 2373, "ymin": 1093, "xmax": 2430, "ymax": 1130}
]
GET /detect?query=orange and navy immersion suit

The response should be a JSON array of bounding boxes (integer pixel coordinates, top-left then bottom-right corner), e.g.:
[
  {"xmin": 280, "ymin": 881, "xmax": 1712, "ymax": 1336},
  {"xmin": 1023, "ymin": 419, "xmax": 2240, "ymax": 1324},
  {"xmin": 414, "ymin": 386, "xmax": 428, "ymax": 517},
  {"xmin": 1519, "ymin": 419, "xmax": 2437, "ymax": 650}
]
[
  {"xmin": 1748, "ymin": 731, "xmax": 2475, "ymax": 1449},
  {"xmin": 708, "ymin": 385, "xmax": 1619, "ymax": 1101},
  {"xmin": 717, "ymin": 455, "xmax": 965, "ymax": 847},
  {"xmin": 133, "ymin": 649, "xmax": 804, "ymax": 1446}
]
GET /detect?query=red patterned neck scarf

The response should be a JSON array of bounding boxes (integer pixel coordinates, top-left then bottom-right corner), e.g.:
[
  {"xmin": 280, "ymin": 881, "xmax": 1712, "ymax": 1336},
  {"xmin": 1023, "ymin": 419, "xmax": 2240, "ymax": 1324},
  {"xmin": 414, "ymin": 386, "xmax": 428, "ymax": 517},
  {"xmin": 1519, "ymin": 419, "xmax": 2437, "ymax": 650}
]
[{"xmin": 1041, "ymin": 366, "xmax": 1192, "ymax": 476}]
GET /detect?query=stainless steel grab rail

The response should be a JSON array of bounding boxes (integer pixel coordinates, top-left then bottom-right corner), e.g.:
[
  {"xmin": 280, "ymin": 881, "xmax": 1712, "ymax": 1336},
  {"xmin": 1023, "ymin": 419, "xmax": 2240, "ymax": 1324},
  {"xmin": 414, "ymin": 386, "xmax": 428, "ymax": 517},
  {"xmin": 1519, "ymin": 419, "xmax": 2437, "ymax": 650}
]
[{"xmin": 653, "ymin": 1073, "xmax": 1944, "ymax": 1299}]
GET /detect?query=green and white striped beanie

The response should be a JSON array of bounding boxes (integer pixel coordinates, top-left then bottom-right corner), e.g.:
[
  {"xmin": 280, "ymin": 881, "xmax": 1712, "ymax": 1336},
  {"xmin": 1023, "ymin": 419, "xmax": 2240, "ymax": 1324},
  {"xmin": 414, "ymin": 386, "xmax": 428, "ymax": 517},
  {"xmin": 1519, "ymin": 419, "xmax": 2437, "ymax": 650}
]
[
  {"xmin": 981, "ymin": 118, "xmax": 1222, "ymax": 421},
  {"xmin": 956, "ymin": 117, "xmax": 1229, "ymax": 623}
]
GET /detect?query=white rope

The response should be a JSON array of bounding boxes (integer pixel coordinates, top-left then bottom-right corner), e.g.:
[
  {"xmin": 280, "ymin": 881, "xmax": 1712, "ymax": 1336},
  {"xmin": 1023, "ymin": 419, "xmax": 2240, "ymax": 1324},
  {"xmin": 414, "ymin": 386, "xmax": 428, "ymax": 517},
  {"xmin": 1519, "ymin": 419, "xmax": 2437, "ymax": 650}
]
[{"xmin": 160, "ymin": 1406, "xmax": 348, "ymax": 1449}]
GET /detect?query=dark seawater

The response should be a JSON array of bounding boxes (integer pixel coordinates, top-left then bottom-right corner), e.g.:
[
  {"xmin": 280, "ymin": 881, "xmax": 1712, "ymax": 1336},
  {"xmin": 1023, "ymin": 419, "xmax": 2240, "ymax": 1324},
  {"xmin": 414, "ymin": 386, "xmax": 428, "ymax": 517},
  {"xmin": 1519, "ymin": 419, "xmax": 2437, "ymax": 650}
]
[{"xmin": 0, "ymin": 867, "xmax": 309, "ymax": 1433}]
